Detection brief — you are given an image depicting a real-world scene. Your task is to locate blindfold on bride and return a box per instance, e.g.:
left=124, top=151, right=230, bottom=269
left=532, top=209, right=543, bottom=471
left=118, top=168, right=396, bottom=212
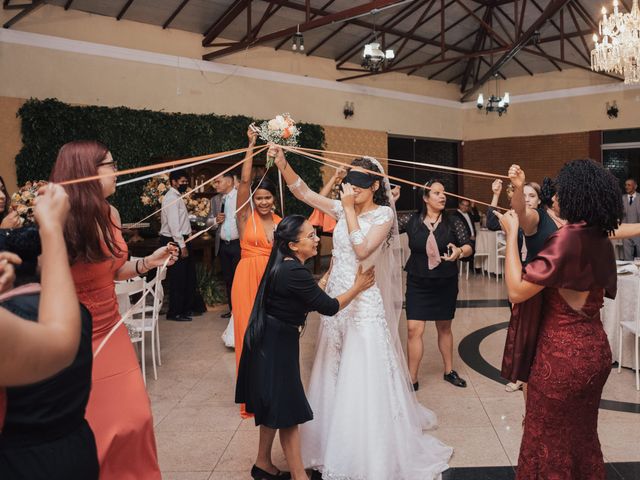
left=342, top=171, right=376, bottom=189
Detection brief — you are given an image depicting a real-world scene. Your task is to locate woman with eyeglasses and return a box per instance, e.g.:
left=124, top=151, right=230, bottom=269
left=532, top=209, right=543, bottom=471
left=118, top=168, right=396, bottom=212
left=236, top=215, right=375, bottom=480
left=405, top=179, right=473, bottom=390
left=50, top=140, right=178, bottom=480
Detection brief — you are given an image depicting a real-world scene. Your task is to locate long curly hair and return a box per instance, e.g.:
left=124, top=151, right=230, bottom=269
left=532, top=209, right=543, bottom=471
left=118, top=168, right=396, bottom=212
left=540, top=177, right=556, bottom=209
left=555, top=159, right=622, bottom=235
left=349, top=157, right=389, bottom=207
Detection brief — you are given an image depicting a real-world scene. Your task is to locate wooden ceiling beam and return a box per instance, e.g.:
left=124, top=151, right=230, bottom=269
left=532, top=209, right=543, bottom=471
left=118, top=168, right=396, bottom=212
left=116, top=0, right=135, bottom=21
left=163, top=0, right=190, bottom=29
left=202, top=0, right=251, bottom=46
left=2, top=0, right=43, bottom=29
left=274, top=0, right=336, bottom=50
left=203, top=0, right=411, bottom=61
left=461, top=0, right=572, bottom=101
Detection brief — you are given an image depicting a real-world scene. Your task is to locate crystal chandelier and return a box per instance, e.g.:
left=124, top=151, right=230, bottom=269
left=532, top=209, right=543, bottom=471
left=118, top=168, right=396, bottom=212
left=591, top=0, right=640, bottom=84
left=476, top=75, right=510, bottom=116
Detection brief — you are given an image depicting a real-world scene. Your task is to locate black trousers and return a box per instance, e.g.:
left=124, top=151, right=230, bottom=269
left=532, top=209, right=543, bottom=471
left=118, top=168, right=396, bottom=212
left=160, top=236, right=196, bottom=317
left=218, top=239, right=241, bottom=310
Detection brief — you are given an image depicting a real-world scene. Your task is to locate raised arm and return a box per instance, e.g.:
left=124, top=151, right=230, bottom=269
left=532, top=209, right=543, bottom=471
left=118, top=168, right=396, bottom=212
left=611, top=222, right=640, bottom=239
left=509, top=164, right=540, bottom=236
left=318, top=167, right=345, bottom=198
left=496, top=210, right=544, bottom=303
left=236, top=127, right=259, bottom=227
left=0, top=184, right=82, bottom=385
left=341, top=186, right=394, bottom=261
left=271, top=145, right=338, bottom=217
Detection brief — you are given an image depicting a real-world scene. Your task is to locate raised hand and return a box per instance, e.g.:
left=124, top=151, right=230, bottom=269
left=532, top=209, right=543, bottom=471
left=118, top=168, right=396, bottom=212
left=508, top=164, right=526, bottom=189
left=247, top=125, right=258, bottom=147
left=33, top=183, right=70, bottom=232
left=340, top=183, right=356, bottom=210
left=0, top=251, right=22, bottom=294
left=495, top=209, right=519, bottom=235
left=491, top=179, right=503, bottom=195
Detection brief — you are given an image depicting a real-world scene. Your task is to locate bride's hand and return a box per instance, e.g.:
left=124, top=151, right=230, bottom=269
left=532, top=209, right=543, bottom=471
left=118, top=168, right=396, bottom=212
left=268, top=144, right=287, bottom=169
left=353, top=265, right=375, bottom=293
left=340, top=183, right=356, bottom=210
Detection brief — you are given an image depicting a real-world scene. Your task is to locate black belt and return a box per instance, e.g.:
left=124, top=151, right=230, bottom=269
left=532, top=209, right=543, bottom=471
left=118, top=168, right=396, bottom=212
left=221, top=239, right=240, bottom=245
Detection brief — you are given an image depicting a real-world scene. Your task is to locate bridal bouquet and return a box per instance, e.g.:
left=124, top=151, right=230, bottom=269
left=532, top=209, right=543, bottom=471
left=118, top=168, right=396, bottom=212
left=257, top=114, right=300, bottom=166
left=141, top=174, right=170, bottom=207
left=11, top=180, right=48, bottom=224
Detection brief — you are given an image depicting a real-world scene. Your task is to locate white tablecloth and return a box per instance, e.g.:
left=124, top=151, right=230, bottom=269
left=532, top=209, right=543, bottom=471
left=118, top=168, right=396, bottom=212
left=474, top=229, right=502, bottom=275
left=602, top=273, right=637, bottom=368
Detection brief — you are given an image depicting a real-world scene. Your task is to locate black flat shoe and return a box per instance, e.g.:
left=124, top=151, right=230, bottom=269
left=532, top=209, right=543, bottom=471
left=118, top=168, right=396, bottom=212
left=166, top=314, right=192, bottom=322
left=444, top=370, right=467, bottom=388
left=412, top=382, right=419, bottom=392
left=221, top=311, right=232, bottom=319
left=251, top=465, right=291, bottom=480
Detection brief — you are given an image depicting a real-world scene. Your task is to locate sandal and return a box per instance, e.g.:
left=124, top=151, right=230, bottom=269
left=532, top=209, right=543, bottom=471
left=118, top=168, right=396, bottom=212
left=505, top=381, right=524, bottom=392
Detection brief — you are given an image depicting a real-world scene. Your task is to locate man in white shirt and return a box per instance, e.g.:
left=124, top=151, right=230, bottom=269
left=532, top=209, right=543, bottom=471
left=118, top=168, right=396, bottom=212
left=622, top=178, right=640, bottom=260
left=160, top=170, right=196, bottom=322
left=213, top=171, right=240, bottom=319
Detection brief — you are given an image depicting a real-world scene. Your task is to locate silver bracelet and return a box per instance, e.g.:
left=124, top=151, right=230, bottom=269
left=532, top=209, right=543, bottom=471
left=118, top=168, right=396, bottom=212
left=287, top=177, right=303, bottom=191
left=349, top=229, right=365, bottom=245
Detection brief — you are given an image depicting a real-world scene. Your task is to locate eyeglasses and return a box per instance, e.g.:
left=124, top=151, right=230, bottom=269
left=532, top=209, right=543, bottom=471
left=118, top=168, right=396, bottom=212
left=98, top=161, right=118, bottom=171
left=295, top=231, right=319, bottom=242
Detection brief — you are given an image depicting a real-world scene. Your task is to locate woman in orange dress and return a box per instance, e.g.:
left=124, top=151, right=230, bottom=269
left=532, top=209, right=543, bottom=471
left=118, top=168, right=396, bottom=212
left=50, top=140, right=178, bottom=480
left=232, top=129, right=281, bottom=417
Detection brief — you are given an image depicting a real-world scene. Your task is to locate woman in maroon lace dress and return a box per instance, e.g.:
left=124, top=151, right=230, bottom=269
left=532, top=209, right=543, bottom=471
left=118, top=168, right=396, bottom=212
left=498, top=159, right=621, bottom=480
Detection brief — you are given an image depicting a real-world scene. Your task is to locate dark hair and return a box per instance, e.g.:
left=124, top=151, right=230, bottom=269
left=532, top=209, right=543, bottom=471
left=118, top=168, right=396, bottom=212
left=555, top=159, right=622, bottom=234
left=221, top=169, right=237, bottom=180
left=169, top=169, right=188, bottom=182
left=540, top=177, right=556, bottom=209
left=252, top=176, right=278, bottom=199
left=349, top=158, right=389, bottom=207
left=49, top=140, right=123, bottom=264
left=0, top=224, right=41, bottom=285
left=244, top=215, right=307, bottom=350
left=0, top=176, right=10, bottom=219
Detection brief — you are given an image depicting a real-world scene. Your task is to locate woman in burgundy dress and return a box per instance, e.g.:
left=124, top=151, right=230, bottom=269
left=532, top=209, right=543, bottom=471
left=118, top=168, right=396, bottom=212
left=498, top=159, right=621, bottom=479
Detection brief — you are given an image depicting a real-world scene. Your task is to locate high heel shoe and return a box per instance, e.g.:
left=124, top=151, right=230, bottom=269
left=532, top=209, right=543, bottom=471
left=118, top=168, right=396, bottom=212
left=251, top=465, right=292, bottom=480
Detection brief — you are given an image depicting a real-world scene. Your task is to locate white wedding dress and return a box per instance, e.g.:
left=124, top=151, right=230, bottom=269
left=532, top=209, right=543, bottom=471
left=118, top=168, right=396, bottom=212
left=298, top=197, right=453, bottom=480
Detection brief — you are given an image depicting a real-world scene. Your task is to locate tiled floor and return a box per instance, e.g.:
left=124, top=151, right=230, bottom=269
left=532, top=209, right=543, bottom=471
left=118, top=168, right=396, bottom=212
left=146, top=273, right=640, bottom=479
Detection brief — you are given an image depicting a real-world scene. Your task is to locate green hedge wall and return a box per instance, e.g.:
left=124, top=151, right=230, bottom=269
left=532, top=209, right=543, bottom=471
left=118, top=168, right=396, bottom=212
left=16, top=98, right=325, bottom=223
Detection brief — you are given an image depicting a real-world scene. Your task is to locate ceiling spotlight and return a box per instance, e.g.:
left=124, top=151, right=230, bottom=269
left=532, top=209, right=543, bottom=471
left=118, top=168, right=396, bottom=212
left=292, top=25, right=304, bottom=52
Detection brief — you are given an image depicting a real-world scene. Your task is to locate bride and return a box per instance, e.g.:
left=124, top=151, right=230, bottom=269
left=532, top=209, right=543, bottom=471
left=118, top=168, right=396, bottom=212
left=271, top=146, right=452, bottom=480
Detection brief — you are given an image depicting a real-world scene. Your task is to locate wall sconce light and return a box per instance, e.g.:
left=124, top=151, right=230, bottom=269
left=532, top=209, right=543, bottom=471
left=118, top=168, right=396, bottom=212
left=343, top=101, right=354, bottom=119
left=606, top=100, right=619, bottom=119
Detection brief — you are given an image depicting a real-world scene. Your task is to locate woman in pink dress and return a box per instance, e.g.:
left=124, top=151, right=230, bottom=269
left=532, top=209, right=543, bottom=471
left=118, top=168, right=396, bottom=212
left=50, top=140, right=178, bottom=479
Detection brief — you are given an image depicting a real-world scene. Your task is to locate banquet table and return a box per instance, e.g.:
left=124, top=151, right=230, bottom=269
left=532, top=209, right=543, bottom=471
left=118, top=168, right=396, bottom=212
left=474, top=229, right=502, bottom=275
left=601, top=272, right=637, bottom=369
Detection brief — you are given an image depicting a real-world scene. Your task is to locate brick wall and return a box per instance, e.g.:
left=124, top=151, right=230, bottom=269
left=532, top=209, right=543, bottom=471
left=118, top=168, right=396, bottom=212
left=461, top=131, right=593, bottom=210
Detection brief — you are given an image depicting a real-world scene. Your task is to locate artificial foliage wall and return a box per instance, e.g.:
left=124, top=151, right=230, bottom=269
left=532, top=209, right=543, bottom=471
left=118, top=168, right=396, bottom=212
left=16, top=98, right=325, bottom=223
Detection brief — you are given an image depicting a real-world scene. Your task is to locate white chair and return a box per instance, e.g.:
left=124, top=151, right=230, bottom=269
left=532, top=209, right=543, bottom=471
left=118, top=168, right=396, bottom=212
left=473, top=250, right=489, bottom=277
left=459, top=260, right=470, bottom=279
left=618, top=294, right=640, bottom=390
left=114, top=265, right=167, bottom=384
left=495, top=231, right=506, bottom=282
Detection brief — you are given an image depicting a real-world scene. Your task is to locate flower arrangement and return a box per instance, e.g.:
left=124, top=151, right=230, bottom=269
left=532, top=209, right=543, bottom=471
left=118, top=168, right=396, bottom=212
left=141, top=174, right=170, bottom=207
left=257, top=114, right=300, bottom=166
left=11, top=180, right=48, bottom=224
left=185, top=193, right=210, bottom=218
left=141, top=175, right=210, bottom=218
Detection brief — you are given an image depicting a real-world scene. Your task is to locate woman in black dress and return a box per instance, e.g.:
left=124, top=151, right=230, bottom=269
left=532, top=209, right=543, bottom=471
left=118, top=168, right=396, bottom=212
left=0, top=185, right=98, bottom=480
left=236, top=215, right=374, bottom=480
left=405, top=179, right=473, bottom=390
